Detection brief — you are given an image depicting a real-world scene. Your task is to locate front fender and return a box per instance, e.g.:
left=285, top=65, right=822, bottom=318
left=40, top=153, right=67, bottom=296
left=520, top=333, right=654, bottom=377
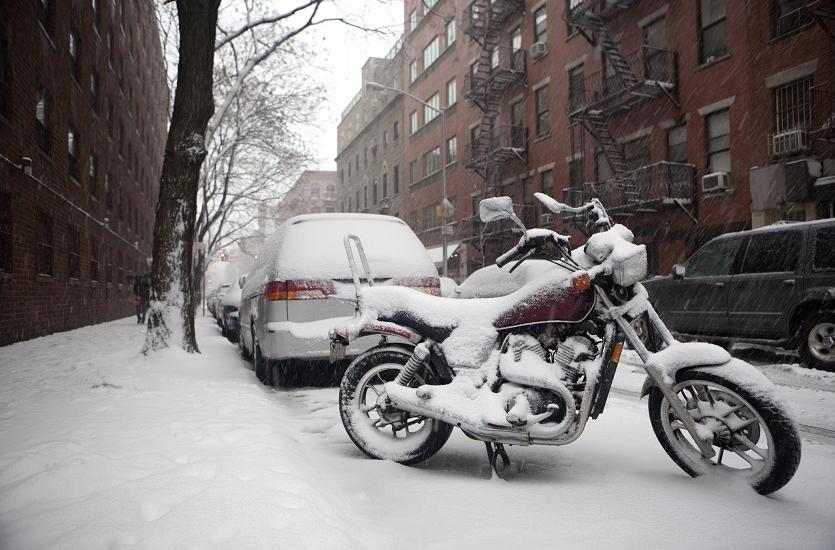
left=639, top=341, right=731, bottom=398
left=640, top=357, right=776, bottom=399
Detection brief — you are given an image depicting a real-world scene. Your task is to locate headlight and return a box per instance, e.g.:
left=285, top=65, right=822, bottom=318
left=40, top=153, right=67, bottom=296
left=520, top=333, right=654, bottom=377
left=610, top=245, right=647, bottom=286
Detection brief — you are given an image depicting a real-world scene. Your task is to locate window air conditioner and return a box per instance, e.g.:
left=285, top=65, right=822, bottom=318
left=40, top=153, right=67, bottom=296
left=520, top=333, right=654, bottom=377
left=530, top=41, right=548, bottom=60
left=701, top=172, right=730, bottom=193
left=772, top=129, right=808, bottom=156
left=539, top=213, right=553, bottom=225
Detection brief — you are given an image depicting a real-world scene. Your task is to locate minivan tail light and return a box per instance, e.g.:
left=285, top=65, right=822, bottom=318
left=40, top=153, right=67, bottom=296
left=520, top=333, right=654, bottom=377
left=264, top=280, right=336, bottom=301
left=394, top=277, right=442, bottom=296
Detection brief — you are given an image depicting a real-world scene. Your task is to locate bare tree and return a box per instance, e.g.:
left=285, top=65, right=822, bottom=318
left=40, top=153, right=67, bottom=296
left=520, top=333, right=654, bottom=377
left=145, top=0, right=387, bottom=353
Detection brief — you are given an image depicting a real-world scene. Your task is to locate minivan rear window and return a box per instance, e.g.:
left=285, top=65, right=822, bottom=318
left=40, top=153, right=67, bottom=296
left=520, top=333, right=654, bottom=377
left=740, top=230, right=801, bottom=274
left=813, top=227, right=835, bottom=271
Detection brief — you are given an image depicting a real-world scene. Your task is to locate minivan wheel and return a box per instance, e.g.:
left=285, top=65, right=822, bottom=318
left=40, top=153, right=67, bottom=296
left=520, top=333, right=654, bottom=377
left=800, top=313, right=835, bottom=371
left=254, top=340, right=272, bottom=385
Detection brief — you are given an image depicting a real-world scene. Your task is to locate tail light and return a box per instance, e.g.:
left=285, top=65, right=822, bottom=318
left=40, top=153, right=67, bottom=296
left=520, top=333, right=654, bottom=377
left=264, top=280, right=336, bottom=301
left=393, top=277, right=441, bottom=296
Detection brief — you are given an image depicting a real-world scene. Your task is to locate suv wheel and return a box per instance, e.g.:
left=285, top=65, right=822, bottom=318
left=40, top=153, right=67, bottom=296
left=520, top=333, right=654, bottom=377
left=799, top=313, right=835, bottom=371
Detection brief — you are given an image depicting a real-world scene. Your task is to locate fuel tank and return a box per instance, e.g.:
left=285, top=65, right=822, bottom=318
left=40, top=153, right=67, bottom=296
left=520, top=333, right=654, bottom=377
left=493, top=283, right=595, bottom=329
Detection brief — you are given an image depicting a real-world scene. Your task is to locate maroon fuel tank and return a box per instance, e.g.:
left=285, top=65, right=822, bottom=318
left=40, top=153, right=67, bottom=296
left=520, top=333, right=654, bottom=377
left=493, top=282, right=595, bottom=329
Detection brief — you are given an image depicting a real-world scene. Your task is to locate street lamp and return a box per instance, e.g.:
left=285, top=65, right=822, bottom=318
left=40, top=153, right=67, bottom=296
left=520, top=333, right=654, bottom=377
left=366, top=80, right=451, bottom=278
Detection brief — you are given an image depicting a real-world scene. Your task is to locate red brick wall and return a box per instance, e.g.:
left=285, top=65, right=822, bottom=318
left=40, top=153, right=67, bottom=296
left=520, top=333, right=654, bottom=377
left=0, top=1, right=168, bottom=345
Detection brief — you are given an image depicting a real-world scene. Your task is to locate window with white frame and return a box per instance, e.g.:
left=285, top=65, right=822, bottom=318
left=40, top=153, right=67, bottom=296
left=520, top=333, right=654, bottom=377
left=409, top=10, right=417, bottom=32
left=706, top=109, right=731, bottom=173
left=447, top=136, right=457, bottom=164
left=424, top=146, right=441, bottom=175
left=446, top=18, right=456, bottom=46
left=410, top=59, right=418, bottom=82
left=699, top=0, right=727, bottom=63
left=774, top=77, right=812, bottom=133
left=447, top=78, right=457, bottom=106
left=423, top=36, right=440, bottom=69
left=410, top=110, right=418, bottom=134
left=425, top=93, right=440, bottom=123
left=533, top=6, right=547, bottom=43
left=667, top=124, right=688, bottom=163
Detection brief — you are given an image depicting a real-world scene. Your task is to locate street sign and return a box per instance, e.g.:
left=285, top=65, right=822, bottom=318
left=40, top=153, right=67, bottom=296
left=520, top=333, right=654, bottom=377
left=441, top=225, right=454, bottom=236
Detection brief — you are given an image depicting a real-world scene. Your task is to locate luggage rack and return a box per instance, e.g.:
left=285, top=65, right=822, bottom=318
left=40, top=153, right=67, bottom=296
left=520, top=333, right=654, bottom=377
left=343, top=234, right=376, bottom=304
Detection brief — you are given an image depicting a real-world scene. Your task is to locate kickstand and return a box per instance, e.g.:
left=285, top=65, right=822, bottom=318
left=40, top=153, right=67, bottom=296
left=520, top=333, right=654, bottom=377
left=484, top=442, right=510, bottom=477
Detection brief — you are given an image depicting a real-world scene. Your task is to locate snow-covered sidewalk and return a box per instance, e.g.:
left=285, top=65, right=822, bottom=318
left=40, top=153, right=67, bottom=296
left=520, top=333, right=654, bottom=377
left=2, top=317, right=835, bottom=549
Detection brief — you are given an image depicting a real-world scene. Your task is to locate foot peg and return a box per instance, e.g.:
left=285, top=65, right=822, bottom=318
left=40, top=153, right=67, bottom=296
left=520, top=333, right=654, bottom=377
left=485, top=442, right=510, bottom=477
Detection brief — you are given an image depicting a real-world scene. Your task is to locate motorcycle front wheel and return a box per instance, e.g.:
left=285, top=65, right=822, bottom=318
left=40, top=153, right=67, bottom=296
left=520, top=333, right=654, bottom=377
left=648, top=371, right=801, bottom=495
left=339, top=346, right=453, bottom=466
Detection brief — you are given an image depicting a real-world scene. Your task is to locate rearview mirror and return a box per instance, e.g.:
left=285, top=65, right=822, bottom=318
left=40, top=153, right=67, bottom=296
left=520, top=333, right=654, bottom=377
left=479, top=196, right=515, bottom=223
left=672, top=264, right=685, bottom=280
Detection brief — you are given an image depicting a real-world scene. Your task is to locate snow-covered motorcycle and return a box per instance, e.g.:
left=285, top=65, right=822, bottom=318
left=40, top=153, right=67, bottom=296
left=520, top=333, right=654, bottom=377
left=330, top=193, right=801, bottom=494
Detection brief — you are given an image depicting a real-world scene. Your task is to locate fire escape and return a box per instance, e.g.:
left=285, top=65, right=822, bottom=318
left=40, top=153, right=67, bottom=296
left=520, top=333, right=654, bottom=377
left=464, top=0, right=527, bottom=196
left=565, top=0, right=693, bottom=215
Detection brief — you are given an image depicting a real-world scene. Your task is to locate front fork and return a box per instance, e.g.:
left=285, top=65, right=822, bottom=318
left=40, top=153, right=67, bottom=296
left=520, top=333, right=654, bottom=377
left=595, top=287, right=717, bottom=459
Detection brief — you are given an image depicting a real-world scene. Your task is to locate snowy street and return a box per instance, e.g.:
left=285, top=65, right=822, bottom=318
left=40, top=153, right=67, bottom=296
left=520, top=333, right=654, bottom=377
left=1, top=316, right=835, bottom=549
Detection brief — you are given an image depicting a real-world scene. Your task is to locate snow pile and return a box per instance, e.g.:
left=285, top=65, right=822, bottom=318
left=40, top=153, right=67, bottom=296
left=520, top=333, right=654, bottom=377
left=456, top=260, right=569, bottom=299
left=0, top=318, right=379, bottom=550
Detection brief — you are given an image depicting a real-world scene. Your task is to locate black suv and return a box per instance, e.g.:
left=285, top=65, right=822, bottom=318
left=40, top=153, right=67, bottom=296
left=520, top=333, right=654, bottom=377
left=642, top=219, right=835, bottom=370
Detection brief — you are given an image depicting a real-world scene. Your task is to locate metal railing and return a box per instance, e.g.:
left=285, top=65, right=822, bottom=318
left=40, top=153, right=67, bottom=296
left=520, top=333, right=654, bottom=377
left=568, top=46, right=677, bottom=114
left=466, top=0, right=525, bottom=35
left=464, top=47, right=526, bottom=102
left=571, top=161, right=696, bottom=210
left=565, top=0, right=637, bottom=26
left=466, top=124, right=528, bottom=167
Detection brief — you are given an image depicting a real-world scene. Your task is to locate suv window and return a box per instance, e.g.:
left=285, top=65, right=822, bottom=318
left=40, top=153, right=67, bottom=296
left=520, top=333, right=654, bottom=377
left=686, top=238, right=742, bottom=277
left=812, top=227, right=835, bottom=271
left=740, top=230, right=801, bottom=274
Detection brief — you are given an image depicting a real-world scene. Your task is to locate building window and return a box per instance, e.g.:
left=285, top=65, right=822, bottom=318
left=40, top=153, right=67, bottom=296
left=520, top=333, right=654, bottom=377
left=668, top=125, right=688, bottom=163
left=69, top=29, right=81, bottom=81
left=67, top=226, right=80, bottom=279
left=310, top=185, right=320, bottom=198
left=423, top=36, right=440, bottom=69
left=0, top=193, right=11, bottom=272
left=541, top=169, right=554, bottom=196
left=90, top=71, right=99, bottom=113
left=89, top=154, right=98, bottom=197
left=363, top=186, right=368, bottom=209
left=706, top=109, right=731, bottom=174
left=510, top=26, right=522, bottom=52
left=773, top=0, right=812, bottom=37
left=447, top=136, right=457, bottom=164
left=409, top=9, right=417, bottom=32
left=89, top=237, right=99, bottom=280
left=36, top=211, right=53, bottom=276
left=68, top=126, right=80, bottom=180
left=409, top=159, right=418, bottom=183
left=410, top=110, right=418, bottom=134
left=425, top=205, right=438, bottom=230
left=347, top=197, right=352, bottom=212
left=106, top=247, right=113, bottom=283
left=643, top=17, right=668, bottom=81
left=393, top=164, right=400, bottom=194
left=699, top=0, right=727, bottom=64
left=533, top=6, right=548, bottom=43
left=774, top=77, right=813, bottom=134
left=393, top=121, right=400, bottom=142
left=446, top=78, right=457, bottom=106
left=355, top=190, right=360, bottom=210
left=425, top=93, right=440, bottom=123
left=383, top=130, right=388, bottom=148
left=568, top=65, right=585, bottom=112
left=535, top=85, right=550, bottom=137
left=382, top=172, right=388, bottom=198
left=372, top=180, right=378, bottom=204
left=410, top=59, right=418, bottom=83
left=446, top=18, right=456, bottom=46
left=424, top=146, right=441, bottom=175
left=36, top=87, right=51, bottom=152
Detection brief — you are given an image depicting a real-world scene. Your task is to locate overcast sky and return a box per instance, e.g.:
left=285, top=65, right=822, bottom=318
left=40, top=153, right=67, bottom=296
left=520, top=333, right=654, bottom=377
left=302, top=0, right=404, bottom=170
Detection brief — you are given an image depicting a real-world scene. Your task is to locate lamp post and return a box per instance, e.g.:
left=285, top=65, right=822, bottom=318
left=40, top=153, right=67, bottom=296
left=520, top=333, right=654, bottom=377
left=366, top=81, right=451, bottom=277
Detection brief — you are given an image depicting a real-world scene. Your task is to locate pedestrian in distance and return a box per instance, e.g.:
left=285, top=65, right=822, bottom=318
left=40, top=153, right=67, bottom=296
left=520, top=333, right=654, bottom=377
left=132, top=273, right=151, bottom=324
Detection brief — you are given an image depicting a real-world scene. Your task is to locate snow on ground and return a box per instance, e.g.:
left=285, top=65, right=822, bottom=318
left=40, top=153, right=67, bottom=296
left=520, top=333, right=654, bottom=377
left=2, top=317, right=835, bottom=549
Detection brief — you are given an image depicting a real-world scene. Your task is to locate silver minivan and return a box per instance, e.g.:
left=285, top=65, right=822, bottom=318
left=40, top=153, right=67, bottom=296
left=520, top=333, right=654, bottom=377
left=239, top=213, right=440, bottom=385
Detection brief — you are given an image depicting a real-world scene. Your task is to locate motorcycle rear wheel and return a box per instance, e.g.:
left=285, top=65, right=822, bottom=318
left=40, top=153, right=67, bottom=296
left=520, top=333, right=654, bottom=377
left=648, top=371, right=801, bottom=495
left=339, top=346, right=453, bottom=466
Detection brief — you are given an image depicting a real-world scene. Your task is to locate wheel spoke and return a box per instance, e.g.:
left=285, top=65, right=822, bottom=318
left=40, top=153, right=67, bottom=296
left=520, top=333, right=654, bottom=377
left=360, top=403, right=377, bottom=413
left=717, top=447, right=725, bottom=465
left=721, top=403, right=746, bottom=418
left=733, top=433, right=768, bottom=460
left=729, top=446, right=758, bottom=466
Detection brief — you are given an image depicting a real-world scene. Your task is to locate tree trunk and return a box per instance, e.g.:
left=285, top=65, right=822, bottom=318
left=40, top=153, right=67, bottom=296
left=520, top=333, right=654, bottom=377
left=144, top=0, right=221, bottom=353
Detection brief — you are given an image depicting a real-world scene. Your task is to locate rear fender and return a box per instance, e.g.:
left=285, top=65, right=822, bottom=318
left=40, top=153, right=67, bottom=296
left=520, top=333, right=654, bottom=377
left=331, top=320, right=422, bottom=345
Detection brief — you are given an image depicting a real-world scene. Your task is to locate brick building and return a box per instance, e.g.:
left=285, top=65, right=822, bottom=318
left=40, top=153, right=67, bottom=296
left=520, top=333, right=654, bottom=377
left=274, top=170, right=339, bottom=225
left=393, top=0, right=834, bottom=280
left=0, top=0, right=169, bottom=345
left=337, top=46, right=406, bottom=221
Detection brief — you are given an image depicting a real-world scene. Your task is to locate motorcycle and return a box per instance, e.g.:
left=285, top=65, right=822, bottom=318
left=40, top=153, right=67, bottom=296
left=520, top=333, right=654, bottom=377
left=330, top=193, right=801, bottom=495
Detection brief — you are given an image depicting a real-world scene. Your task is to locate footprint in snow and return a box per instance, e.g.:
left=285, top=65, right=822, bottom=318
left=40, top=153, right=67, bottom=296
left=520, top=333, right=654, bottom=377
left=140, top=501, right=171, bottom=522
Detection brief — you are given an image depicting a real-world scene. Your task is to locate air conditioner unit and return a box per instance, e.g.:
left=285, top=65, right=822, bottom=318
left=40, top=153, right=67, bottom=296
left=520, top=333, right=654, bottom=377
left=701, top=172, right=730, bottom=193
left=772, top=129, right=808, bottom=156
left=539, top=213, right=553, bottom=225
left=530, top=41, right=548, bottom=60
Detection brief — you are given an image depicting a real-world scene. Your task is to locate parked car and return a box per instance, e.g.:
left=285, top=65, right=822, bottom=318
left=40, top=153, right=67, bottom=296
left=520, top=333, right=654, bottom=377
left=642, top=219, right=835, bottom=370
left=220, top=278, right=243, bottom=342
left=239, top=213, right=440, bottom=385
left=206, top=283, right=231, bottom=319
